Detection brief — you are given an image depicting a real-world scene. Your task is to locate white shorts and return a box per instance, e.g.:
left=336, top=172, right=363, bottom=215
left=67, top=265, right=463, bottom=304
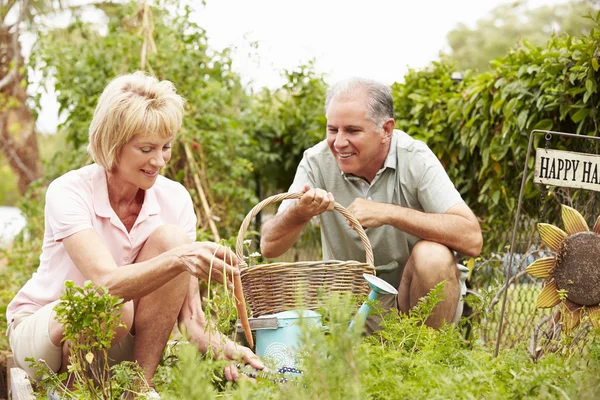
left=7, top=300, right=135, bottom=380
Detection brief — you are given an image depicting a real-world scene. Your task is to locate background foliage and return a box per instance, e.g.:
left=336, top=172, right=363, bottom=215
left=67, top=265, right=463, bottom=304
left=446, top=0, right=599, bottom=71
left=393, top=10, right=600, bottom=253
left=1, top=0, right=600, bottom=398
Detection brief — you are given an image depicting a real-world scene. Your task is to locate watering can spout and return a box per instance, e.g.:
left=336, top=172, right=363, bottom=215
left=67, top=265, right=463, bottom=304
left=349, top=274, right=398, bottom=331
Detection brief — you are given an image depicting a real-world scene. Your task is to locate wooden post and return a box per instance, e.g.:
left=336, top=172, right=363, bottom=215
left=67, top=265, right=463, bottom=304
left=5, top=353, right=15, bottom=398
left=183, top=142, right=220, bottom=241
left=9, top=368, right=34, bottom=400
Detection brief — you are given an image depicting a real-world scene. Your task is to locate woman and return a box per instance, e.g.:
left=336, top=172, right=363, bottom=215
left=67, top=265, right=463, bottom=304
left=5, top=72, right=262, bottom=396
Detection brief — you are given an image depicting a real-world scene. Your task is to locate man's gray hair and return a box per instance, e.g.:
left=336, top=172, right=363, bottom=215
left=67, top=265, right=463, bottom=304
left=325, top=77, right=394, bottom=126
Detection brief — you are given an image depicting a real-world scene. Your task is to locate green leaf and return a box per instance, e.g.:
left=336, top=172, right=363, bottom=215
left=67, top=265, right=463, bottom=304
left=585, top=78, right=596, bottom=94
left=571, top=108, right=590, bottom=123
left=592, top=57, right=599, bottom=72
left=533, top=119, right=553, bottom=131
left=490, top=135, right=509, bottom=161
left=491, top=190, right=500, bottom=205
left=517, top=110, right=528, bottom=130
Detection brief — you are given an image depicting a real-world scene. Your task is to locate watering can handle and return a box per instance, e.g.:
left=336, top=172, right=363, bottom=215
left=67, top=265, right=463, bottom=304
left=236, top=192, right=375, bottom=267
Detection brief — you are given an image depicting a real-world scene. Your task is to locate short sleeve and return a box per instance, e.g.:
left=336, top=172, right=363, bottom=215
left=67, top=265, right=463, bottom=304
left=178, top=189, right=197, bottom=241
left=45, top=180, right=93, bottom=242
left=415, top=148, right=463, bottom=214
left=278, top=154, right=317, bottom=214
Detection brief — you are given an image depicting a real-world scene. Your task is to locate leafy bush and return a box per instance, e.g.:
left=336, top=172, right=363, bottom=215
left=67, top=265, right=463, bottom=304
left=392, top=13, right=600, bottom=252
left=155, top=285, right=600, bottom=399
left=30, top=281, right=147, bottom=399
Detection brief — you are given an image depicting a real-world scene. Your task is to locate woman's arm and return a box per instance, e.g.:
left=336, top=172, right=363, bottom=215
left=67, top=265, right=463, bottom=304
left=177, top=279, right=264, bottom=380
left=62, top=229, right=238, bottom=301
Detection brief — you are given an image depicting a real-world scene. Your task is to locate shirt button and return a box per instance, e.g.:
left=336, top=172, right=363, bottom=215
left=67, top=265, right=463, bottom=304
left=367, top=196, right=372, bottom=200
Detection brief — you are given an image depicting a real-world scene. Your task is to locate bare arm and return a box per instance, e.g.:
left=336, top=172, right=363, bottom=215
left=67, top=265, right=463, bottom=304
left=178, top=279, right=264, bottom=380
left=260, top=186, right=334, bottom=259
left=348, top=199, right=483, bottom=257
left=62, top=229, right=239, bottom=301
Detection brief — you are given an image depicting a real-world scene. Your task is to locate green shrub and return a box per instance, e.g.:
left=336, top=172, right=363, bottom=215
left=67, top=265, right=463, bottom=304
left=392, top=14, right=600, bottom=252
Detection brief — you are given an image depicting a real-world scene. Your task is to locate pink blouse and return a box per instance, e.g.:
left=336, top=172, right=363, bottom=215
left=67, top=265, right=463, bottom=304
left=6, top=163, right=196, bottom=323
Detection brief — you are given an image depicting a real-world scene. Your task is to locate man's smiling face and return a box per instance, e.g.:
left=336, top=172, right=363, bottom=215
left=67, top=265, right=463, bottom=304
left=325, top=91, right=390, bottom=183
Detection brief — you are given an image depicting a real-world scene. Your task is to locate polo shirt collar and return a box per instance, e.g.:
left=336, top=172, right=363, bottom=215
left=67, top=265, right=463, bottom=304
left=384, top=131, right=398, bottom=170
left=142, top=185, right=161, bottom=216
left=340, top=130, right=398, bottom=179
left=92, top=164, right=161, bottom=219
left=92, top=165, right=113, bottom=218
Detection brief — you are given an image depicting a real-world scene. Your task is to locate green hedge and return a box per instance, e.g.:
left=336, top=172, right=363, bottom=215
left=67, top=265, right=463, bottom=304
left=392, top=15, right=600, bottom=251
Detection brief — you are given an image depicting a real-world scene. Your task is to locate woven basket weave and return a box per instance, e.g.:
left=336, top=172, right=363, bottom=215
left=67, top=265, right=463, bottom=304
left=236, top=192, right=376, bottom=317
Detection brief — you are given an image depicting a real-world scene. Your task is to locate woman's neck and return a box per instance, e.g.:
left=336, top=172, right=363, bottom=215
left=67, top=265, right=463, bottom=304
left=105, top=170, right=144, bottom=214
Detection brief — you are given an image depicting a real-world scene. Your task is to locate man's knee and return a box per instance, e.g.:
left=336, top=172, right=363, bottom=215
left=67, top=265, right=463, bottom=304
left=145, top=225, right=192, bottom=253
left=408, top=241, right=457, bottom=283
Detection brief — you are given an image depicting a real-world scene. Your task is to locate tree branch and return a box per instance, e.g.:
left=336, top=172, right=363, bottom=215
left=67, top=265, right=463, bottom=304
left=0, top=68, right=16, bottom=91
left=10, top=0, right=27, bottom=97
left=0, top=128, right=38, bottom=182
left=1, top=0, right=18, bottom=22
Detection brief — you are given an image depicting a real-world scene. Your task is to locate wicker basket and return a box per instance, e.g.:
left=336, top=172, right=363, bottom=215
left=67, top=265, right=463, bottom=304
left=236, top=192, right=376, bottom=317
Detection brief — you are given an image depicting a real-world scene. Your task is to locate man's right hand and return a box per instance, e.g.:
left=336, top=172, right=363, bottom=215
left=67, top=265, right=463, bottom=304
left=289, top=184, right=335, bottom=221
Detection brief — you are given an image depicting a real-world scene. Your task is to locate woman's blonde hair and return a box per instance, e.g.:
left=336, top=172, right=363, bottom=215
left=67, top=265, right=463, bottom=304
left=88, top=71, right=185, bottom=170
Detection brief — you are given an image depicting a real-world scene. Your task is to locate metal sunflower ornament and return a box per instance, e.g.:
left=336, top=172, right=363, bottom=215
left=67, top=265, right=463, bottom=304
left=525, top=204, right=600, bottom=333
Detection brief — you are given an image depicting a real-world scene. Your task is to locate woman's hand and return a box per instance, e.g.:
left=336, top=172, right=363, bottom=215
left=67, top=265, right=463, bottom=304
left=170, top=242, right=240, bottom=287
left=222, top=341, right=265, bottom=382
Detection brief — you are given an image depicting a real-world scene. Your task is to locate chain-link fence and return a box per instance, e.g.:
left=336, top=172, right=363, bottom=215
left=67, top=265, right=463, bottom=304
left=472, top=185, right=600, bottom=358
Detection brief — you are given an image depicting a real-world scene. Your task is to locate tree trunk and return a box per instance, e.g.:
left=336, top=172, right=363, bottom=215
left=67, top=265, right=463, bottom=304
left=0, top=24, right=43, bottom=195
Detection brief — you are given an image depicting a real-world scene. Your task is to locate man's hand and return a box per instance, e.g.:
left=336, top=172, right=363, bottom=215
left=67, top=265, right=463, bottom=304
left=347, top=198, right=388, bottom=228
left=222, top=341, right=265, bottom=382
left=289, top=184, right=335, bottom=221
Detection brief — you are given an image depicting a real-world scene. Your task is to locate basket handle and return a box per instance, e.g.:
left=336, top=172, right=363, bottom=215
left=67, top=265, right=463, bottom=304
left=236, top=192, right=374, bottom=267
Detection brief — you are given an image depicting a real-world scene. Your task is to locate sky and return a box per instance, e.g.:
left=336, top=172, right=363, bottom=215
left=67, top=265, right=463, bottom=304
left=191, top=0, right=559, bottom=89
left=35, top=0, right=561, bottom=133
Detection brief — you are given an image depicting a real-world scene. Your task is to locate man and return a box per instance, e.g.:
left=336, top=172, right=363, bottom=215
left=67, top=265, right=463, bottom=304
left=260, top=77, right=482, bottom=330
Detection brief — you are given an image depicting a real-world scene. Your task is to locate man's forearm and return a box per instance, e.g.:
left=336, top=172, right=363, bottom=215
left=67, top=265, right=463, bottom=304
left=260, top=207, right=312, bottom=258
left=381, top=203, right=482, bottom=257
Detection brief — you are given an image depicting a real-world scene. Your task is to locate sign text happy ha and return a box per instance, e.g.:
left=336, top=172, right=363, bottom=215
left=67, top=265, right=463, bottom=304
left=535, top=148, right=600, bottom=191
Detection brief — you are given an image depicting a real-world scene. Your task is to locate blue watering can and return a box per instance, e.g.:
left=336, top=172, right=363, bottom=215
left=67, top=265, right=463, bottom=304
left=246, top=273, right=398, bottom=369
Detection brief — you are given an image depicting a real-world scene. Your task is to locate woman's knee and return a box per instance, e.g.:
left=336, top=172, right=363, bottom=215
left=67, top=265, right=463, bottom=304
left=145, top=225, right=192, bottom=253
left=114, top=300, right=135, bottom=344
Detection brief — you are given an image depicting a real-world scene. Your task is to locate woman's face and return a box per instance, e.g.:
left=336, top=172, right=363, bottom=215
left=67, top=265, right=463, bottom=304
left=114, top=134, right=173, bottom=190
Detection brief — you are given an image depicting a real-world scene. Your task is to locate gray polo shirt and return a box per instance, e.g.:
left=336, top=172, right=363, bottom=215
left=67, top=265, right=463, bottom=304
left=279, top=130, right=463, bottom=288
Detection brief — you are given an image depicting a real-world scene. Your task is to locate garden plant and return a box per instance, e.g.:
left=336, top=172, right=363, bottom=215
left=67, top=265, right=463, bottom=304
left=1, top=1, right=600, bottom=398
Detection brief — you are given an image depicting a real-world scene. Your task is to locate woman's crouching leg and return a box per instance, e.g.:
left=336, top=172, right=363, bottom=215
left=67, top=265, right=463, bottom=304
left=131, top=225, right=192, bottom=383
left=9, top=301, right=63, bottom=380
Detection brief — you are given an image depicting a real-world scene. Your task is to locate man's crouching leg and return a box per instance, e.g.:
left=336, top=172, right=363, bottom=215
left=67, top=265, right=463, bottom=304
left=132, top=225, right=191, bottom=384
left=398, top=240, right=460, bottom=329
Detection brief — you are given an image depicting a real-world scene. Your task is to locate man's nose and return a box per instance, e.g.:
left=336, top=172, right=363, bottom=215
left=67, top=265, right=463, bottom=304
left=334, top=132, right=349, bottom=149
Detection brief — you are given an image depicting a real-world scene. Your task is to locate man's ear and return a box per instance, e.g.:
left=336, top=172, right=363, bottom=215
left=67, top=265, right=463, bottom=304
left=381, top=118, right=395, bottom=142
